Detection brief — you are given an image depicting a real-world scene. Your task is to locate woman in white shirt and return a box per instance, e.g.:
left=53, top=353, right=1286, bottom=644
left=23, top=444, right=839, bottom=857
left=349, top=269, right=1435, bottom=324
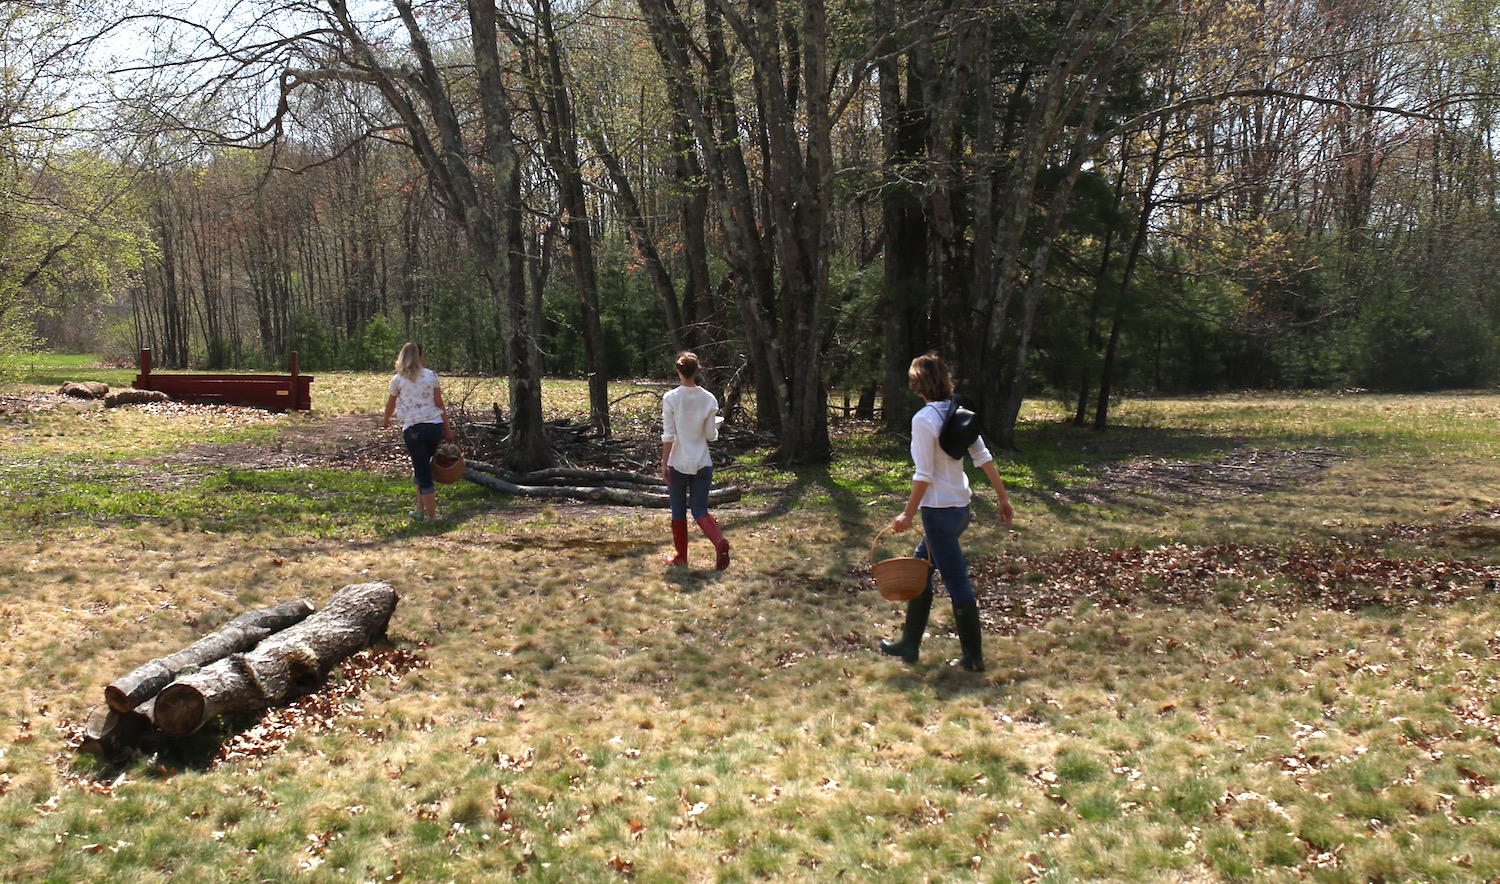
left=382, top=342, right=456, bottom=522
left=661, top=351, right=729, bottom=569
left=882, top=352, right=1014, bottom=671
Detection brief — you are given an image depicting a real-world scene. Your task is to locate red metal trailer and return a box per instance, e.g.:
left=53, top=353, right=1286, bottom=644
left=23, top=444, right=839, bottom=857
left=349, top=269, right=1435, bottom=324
left=133, top=349, right=314, bottom=411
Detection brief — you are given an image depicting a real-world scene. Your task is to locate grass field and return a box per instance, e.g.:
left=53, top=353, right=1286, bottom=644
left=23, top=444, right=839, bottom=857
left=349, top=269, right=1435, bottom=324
left=4, top=364, right=1500, bottom=882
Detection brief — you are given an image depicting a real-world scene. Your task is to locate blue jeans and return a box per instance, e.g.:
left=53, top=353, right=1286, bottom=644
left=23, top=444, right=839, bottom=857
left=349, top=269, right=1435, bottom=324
left=914, top=505, right=975, bottom=604
left=668, top=466, right=713, bottom=520
left=403, top=422, right=446, bottom=494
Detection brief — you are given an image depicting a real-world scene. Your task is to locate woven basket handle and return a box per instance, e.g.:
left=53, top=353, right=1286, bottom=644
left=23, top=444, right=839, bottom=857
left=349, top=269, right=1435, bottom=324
left=871, top=524, right=930, bottom=568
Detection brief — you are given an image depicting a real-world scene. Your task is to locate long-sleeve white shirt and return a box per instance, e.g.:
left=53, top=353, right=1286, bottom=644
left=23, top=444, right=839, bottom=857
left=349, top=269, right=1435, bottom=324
left=662, top=384, right=720, bottom=474
left=911, top=400, right=994, bottom=509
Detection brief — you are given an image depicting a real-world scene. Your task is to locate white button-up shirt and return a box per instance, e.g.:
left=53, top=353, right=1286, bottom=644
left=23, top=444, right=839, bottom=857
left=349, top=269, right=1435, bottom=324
left=662, top=384, right=720, bottom=474
left=911, top=400, right=993, bottom=508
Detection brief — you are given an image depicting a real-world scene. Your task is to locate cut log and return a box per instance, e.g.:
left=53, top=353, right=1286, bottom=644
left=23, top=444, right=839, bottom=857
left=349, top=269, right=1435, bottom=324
left=60, top=381, right=109, bottom=399
left=78, top=704, right=152, bottom=757
left=467, top=460, right=742, bottom=507
left=104, top=388, right=171, bottom=407
left=105, top=599, right=316, bottom=713
left=151, top=582, right=398, bottom=738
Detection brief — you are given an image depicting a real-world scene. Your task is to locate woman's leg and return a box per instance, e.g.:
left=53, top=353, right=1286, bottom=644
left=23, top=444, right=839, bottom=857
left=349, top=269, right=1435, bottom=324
left=917, top=506, right=974, bottom=604
left=687, top=467, right=713, bottom=520
left=404, top=423, right=444, bottom=519
left=667, top=468, right=689, bottom=565
left=690, top=467, right=728, bottom=570
left=919, top=506, right=984, bottom=671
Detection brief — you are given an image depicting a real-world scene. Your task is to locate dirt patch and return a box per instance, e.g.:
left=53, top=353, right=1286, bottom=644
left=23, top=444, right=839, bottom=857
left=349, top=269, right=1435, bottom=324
left=0, top=393, right=72, bottom=414
left=156, top=412, right=409, bottom=474
left=1044, top=447, right=1340, bottom=507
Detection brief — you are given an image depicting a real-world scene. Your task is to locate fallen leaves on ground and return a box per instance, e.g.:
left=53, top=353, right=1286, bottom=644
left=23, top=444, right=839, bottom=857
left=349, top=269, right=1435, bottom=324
left=856, top=511, right=1500, bottom=636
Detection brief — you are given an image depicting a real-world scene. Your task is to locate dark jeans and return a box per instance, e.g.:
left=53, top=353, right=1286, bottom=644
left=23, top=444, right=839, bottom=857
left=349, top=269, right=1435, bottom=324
left=668, top=466, right=713, bottom=520
left=403, top=422, right=446, bottom=494
left=914, top=505, right=975, bottom=604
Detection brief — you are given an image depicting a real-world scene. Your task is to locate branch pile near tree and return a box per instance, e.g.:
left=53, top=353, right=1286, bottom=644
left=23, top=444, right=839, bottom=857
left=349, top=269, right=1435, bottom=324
left=466, top=410, right=648, bottom=465
left=465, top=459, right=742, bottom=507
left=79, top=583, right=398, bottom=756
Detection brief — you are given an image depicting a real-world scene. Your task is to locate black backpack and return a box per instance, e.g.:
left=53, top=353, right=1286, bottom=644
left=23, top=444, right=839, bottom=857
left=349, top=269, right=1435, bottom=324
left=938, top=394, right=981, bottom=460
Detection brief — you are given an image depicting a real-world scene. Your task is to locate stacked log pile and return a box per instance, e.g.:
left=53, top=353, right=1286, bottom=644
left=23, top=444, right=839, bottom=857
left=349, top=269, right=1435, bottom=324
left=81, top=582, right=398, bottom=757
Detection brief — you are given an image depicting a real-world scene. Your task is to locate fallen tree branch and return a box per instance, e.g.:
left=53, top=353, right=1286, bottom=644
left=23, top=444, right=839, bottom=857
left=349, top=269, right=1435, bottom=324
left=466, top=459, right=741, bottom=507
left=492, top=466, right=667, bottom=488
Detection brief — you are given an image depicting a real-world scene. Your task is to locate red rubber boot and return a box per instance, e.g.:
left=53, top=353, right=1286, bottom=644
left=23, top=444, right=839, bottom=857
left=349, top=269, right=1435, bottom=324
left=696, top=514, right=730, bottom=570
left=666, top=519, right=689, bottom=566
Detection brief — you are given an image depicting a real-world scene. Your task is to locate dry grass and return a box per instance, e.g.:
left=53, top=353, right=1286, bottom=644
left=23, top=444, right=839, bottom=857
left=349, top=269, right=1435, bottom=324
left=4, top=376, right=1500, bottom=882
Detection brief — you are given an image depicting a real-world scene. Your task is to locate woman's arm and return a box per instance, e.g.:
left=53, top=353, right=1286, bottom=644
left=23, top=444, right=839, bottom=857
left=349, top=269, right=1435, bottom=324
left=661, top=393, right=677, bottom=482
left=434, top=386, right=455, bottom=441
left=382, top=394, right=398, bottom=429
left=979, top=460, right=1014, bottom=526
left=890, top=480, right=930, bottom=533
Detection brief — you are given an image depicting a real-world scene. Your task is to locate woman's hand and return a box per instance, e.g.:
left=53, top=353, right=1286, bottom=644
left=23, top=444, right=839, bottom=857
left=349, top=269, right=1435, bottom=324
left=889, top=511, right=914, bottom=533
left=997, top=498, right=1015, bottom=526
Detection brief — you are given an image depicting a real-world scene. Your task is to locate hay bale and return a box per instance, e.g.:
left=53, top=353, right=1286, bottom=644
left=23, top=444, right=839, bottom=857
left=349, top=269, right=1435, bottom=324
left=104, top=388, right=171, bottom=408
left=60, top=381, right=109, bottom=399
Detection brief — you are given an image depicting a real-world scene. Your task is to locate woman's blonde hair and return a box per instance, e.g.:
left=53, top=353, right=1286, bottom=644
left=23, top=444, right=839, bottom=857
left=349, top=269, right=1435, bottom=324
left=396, top=342, right=423, bottom=381
left=675, top=351, right=700, bottom=380
left=907, top=351, right=954, bottom=402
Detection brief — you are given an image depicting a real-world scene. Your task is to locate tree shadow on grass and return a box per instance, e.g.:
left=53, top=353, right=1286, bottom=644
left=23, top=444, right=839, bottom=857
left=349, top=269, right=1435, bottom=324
left=1011, top=421, right=1340, bottom=521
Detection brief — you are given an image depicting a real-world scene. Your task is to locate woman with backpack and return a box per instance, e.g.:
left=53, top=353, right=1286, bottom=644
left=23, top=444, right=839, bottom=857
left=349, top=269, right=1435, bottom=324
left=881, top=352, right=1014, bottom=671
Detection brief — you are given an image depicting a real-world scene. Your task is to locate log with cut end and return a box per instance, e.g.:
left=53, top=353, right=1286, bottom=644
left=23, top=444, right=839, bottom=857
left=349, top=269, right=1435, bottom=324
left=105, top=599, right=316, bottom=713
left=78, top=705, right=152, bottom=757
left=151, top=582, right=398, bottom=738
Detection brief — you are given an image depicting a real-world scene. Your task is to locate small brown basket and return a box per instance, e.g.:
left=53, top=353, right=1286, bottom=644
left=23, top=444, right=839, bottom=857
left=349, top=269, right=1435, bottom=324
left=870, top=525, right=933, bottom=601
left=431, top=441, right=466, bottom=484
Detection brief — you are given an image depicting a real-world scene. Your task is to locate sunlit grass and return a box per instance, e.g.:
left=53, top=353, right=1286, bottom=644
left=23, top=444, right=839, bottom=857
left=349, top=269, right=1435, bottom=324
left=7, top=383, right=1500, bottom=880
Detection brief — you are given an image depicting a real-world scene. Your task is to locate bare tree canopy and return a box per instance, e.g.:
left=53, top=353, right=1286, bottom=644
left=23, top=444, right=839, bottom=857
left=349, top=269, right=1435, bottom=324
left=5, top=0, right=1500, bottom=437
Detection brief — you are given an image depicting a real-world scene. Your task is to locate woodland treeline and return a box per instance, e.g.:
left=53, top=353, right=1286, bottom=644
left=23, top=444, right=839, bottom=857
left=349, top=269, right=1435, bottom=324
left=3, top=0, right=1499, bottom=467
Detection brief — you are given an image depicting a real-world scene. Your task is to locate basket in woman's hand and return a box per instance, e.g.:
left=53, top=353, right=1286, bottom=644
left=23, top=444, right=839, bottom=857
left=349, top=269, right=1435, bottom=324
left=870, top=525, right=933, bottom=601
left=431, top=441, right=466, bottom=484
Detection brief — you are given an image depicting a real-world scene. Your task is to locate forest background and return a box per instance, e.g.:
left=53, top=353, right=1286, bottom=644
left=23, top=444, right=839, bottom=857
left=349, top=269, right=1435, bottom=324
left=4, top=0, right=1500, bottom=467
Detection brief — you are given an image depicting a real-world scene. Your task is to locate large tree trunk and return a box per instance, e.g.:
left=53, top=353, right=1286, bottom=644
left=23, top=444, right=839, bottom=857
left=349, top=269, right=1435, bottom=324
left=105, top=598, right=315, bottom=713
left=525, top=0, right=611, bottom=437
left=877, top=0, right=930, bottom=432
left=466, top=0, right=555, bottom=471
left=152, top=582, right=398, bottom=738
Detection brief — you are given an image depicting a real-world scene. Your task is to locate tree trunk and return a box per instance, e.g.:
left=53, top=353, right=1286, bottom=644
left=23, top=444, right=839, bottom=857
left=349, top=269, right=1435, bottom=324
left=466, top=0, right=555, bottom=471
left=152, top=582, right=398, bottom=738
left=876, top=0, right=929, bottom=433
left=525, top=0, right=611, bottom=436
left=105, top=598, right=315, bottom=713
left=995, top=65, right=1118, bottom=447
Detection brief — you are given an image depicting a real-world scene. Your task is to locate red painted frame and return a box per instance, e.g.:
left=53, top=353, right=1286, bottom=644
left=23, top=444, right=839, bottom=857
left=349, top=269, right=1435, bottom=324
left=133, top=349, right=313, bottom=412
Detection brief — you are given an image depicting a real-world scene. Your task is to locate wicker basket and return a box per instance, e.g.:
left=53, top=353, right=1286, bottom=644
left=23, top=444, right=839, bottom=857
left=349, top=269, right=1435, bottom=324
left=870, top=525, right=933, bottom=601
left=431, top=441, right=466, bottom=484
